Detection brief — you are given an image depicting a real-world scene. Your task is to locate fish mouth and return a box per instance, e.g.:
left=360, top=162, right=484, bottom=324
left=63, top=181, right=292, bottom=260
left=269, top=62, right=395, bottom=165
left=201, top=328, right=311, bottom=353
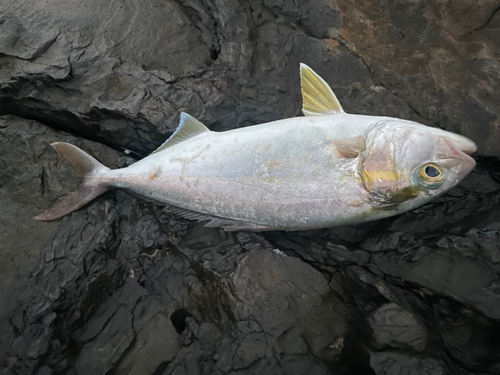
left=445, top=134, right=477, bottom=155
left=440, top=136, right=477, bottom=175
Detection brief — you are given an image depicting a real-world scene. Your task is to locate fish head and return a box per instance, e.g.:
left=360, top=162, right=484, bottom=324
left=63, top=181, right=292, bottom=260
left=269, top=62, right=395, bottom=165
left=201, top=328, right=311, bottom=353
left=359, top=120, right=476, bottom=210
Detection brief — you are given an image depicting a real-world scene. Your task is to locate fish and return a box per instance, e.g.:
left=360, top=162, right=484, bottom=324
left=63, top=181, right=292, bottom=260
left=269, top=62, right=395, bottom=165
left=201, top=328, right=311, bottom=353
left=35, top=64, right=477, bottom=231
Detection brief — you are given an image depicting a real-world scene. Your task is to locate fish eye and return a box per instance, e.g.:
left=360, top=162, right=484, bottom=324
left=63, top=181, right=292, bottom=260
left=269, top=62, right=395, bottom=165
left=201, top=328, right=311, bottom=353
left=416, top=163, right=444, bottom=188
left=424, top=165, right=441, bottom=178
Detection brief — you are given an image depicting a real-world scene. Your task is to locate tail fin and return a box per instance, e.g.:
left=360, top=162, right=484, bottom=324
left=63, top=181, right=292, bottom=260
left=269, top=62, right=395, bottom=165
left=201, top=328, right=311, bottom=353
left=35, top=142, right=112, bottom=221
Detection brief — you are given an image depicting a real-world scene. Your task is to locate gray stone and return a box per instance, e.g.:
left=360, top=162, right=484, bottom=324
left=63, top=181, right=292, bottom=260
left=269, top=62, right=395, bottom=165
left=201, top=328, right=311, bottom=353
left=367, top=303, right=427, bottom=352
left=369, top=352, right=447, bottom=375
left=1, top=0, right=500, bottom=374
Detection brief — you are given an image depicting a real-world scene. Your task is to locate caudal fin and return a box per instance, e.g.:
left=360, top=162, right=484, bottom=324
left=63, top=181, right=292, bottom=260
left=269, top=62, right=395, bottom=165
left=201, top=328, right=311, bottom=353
left=35, top=142, right=111, bottom=221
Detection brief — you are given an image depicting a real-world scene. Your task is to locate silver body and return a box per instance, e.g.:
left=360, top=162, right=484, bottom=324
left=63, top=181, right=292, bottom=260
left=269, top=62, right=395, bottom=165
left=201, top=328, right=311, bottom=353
left=35, top=64, right=476, bottom=229
left=101, top=114, right=475, bottom=230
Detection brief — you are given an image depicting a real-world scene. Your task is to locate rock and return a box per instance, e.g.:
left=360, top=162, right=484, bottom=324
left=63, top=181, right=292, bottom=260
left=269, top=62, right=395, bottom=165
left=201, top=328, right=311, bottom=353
left=370, top=238, right=500, bottom=321
left=1, top=0, right=500, bottom=374
left=230, top=247, right=348, bottom=362
left=433, top=298, right=500, bottom=372
left=335, top=0, right=500, bottom=157
left=367, top=303, right=427, bottom=352
left=369, top=352, right=448, bottom=375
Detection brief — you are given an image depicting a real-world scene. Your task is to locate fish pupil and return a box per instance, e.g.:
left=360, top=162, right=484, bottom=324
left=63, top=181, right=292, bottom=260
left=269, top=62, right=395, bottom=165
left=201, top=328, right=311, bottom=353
left=425, top=165, right=440, bottom=178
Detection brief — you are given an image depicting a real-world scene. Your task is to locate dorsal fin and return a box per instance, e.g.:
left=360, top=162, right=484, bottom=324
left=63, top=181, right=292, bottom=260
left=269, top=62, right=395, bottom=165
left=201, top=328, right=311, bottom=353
left=152, top=112, right=210, bottom=154
left=300, top=63, right=345, bottom=116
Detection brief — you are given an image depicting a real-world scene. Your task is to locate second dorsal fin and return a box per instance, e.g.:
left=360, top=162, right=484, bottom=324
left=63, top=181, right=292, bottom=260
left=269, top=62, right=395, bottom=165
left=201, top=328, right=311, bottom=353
left=152, top=112, right=210, bottom=154
left=300, top=63, right=345, bottom=116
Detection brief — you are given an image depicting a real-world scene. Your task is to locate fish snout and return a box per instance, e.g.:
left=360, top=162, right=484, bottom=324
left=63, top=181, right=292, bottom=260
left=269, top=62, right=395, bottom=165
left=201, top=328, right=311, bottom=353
left=447, top=134, right=477, bottom=155
left=439, top=136, right=477, bottom=177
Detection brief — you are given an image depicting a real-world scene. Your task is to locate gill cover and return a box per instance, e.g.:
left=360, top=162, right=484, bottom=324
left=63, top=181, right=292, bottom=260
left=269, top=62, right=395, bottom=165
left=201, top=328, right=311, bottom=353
left=360, top=129, right=398, bottom=194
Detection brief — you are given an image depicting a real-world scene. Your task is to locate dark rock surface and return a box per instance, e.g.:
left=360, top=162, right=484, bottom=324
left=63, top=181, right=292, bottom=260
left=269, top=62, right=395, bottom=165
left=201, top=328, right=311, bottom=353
left=1, top=0, right=500, bottom=374
left=367, top=303, right=428, bottom=352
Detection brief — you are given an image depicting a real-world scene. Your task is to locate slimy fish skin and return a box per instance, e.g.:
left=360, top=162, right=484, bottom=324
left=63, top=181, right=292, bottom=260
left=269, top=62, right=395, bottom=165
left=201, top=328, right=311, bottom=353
left=35, top=64, right=476, bottom=231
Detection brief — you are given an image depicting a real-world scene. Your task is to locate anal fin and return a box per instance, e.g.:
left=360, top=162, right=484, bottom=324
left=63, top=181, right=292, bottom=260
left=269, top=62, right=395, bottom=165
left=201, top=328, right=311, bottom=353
left=163, top=205, right=273, bottom=232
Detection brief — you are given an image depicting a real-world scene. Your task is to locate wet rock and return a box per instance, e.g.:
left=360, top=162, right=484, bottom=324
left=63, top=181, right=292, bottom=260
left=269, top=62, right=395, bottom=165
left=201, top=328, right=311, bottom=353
left=370, top=240, right=500, bottom=320
left=367, top=303, right=427, bottom=352
left=74, top=278, right=151, bottom=375
left=1, top=0, right=500, bottom=374
left=433, top=298, right=500, bottom=372
left=369, top=352, right=448, bottom=375
left=335, top=0, right=500, bottom=156
left=231, top=247, right=348, bottom=359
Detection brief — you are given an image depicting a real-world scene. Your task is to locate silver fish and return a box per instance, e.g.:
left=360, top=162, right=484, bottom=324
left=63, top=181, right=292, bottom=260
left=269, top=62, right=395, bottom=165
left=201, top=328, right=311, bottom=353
left=35, top=64, right=477, bottom=231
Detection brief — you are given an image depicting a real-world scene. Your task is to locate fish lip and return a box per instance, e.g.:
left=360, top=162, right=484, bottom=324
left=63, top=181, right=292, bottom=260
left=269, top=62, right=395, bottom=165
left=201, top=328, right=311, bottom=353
left=443, top=135, right=477, bottom=155
left=441, top=137, right=476, bottom=172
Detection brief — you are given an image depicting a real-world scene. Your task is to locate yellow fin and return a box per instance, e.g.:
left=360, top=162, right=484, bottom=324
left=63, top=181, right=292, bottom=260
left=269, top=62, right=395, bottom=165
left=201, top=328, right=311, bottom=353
left=300, top=63, right=345, bottom=116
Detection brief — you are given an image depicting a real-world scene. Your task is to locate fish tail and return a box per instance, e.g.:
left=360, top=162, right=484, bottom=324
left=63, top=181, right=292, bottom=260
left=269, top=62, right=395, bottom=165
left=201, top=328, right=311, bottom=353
left=35, top=142, right=112, bottom=221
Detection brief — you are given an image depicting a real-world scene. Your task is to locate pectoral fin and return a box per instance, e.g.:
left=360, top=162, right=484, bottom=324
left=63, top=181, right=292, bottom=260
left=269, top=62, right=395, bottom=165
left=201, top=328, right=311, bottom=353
left=300, top=63, right=345, bottom=116
left=331, top=135, right=366, bottom=158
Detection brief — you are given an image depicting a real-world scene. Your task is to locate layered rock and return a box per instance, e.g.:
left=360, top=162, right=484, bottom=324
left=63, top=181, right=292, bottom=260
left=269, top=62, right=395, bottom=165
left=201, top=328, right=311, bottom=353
left=1, top=1, right=500, bottom=374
